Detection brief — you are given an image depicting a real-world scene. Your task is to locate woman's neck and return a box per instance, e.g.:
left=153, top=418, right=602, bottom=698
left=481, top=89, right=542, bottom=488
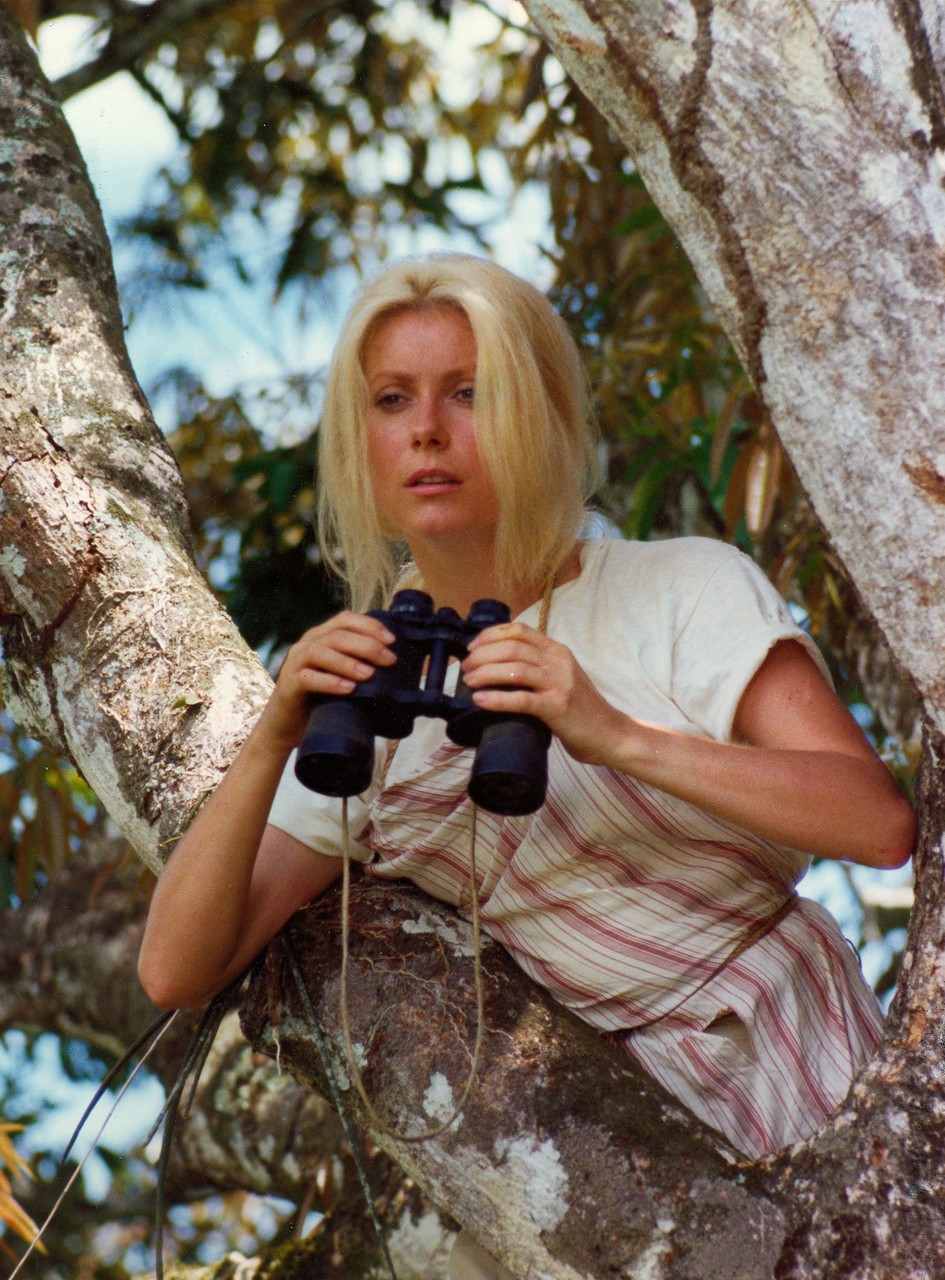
left=409, top=540, right=582, bottom=619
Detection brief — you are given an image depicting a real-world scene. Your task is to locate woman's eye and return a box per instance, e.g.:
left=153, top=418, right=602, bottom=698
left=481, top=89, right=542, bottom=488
left=375, top=391, right=404, bottom=409
left=456, top=384, right=475, bottom=404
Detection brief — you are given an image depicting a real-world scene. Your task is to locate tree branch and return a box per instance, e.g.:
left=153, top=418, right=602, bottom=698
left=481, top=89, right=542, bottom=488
left=242, top=879, right=783, bottom=1279
left=237, top=873, right=945, bottom=1280
left=0, top=846, right=346, bottom=1202
left=0, top=7, right=273, bottom=871
left=49, top=0, right=241, bottom=102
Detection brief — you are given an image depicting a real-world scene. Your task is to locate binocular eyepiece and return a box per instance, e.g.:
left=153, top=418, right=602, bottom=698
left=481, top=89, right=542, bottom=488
left=294, top=590, right=550, bottom=816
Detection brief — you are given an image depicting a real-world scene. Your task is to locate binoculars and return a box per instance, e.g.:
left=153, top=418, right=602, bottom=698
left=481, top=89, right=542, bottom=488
left=294, top=590, right=550, bottom=816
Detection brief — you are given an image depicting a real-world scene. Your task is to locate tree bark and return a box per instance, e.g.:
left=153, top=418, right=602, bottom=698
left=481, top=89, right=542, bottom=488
left=3, top=3, right=945, bottom=1278
left=241, top=880, right=778, bottom=1280
left=236, top=870, right=945, bottom=1280
left=0, top=5, right=272, bottom=873
left=524, top=0, right=945, bottom=735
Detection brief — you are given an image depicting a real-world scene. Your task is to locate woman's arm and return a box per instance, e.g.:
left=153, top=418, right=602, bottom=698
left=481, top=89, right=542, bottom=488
left=137, top=730, right=342, bottom=1009
left=461, top=629, right=915, bottom=869
left=138, top=610, right=397, bottom=1009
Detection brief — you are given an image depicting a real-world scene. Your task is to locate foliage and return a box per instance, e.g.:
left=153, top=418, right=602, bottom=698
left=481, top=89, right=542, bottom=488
left=33, top=0, right=875, bottom=682
left=0, top=1029, right=319, bottom=1278
left=0, top=710, right=96, bottom=909
left=109, top=0, right=510, bottom=317
left=158, top=369, right=343, bottom=654
left=110, top=0, right=813, bottom=650
left=0, top=1123, right=40, bottom=1259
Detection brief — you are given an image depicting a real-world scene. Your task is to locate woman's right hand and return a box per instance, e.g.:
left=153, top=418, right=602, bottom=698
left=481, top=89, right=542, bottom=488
left=257, top=611, right=398, bottom=751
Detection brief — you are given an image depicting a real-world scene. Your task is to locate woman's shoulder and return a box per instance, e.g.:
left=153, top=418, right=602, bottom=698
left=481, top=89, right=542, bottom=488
left=556, top=537, right=757, bottom=659
left=581, top=534, right=750, bottom=596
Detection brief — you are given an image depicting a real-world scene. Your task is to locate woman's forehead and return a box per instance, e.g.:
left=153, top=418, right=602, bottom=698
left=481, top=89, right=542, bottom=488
left=364, top=301, right=471, bottom=345
left=363, top=306, right=477, bottom=373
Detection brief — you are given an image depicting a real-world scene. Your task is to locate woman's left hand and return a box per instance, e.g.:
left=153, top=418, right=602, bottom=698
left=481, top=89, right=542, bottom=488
left=461, top=622, right=632, bottom=767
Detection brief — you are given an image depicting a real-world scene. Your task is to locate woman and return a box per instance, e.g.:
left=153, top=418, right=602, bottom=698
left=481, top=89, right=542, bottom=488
left=139, top=253, right=914, bottom=1276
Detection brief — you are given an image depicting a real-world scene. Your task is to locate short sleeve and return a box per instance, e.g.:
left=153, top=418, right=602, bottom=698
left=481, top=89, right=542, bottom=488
left=267, top=749, right=376, bottom=863
left=669, top=547, right=832, bottom=741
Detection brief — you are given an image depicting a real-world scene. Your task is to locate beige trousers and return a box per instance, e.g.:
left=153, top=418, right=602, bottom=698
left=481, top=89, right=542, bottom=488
left=449, top=1230, right=516, bottom=1280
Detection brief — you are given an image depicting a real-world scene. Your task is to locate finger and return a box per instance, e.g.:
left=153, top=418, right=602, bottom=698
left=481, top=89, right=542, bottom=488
left=328, top=610, right=396, bottom=640
left=462, top=658, right=547, bottom=690
left=463, top=639, right=545, bottom=676
left=467, top=620, right=538, bottom=649
left=309, top=650, right=378, bottom=682
left=469, top=685, right=546, bottom=716
left=300, top=626, right=397, bottom=671
left=329, top=630, right=398, bottom=666
left=302, top=612, right=396, bottom=652
left=290, top=666, right=360, bottom=697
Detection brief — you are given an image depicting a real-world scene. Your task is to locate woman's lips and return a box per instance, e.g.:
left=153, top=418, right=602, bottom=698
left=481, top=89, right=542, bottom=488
left=407, top=469, right=460, bottom=490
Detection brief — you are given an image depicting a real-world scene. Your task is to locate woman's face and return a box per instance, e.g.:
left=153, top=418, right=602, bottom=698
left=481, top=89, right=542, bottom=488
left=363, top=306, right=500, bottom=557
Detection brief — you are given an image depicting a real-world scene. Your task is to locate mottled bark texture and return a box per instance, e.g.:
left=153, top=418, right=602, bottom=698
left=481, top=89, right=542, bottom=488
left=513, top=3, right=945, bottom=1272
left=3, top=3, right=945, bottom=1278
left=241, top=881, right=780, bottom=1280
left=0, top=6, right=272, bottom=871
left=237, top=866, right=945, bottom=1280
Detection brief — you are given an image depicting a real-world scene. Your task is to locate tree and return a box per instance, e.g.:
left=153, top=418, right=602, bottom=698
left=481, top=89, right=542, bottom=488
left=2, top=2, right=943, bottom=1278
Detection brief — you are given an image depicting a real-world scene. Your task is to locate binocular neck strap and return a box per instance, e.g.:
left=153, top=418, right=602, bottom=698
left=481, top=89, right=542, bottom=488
left=333, top=566, right=558, bottom=1150
left=538, top=569, right=556, bottom=636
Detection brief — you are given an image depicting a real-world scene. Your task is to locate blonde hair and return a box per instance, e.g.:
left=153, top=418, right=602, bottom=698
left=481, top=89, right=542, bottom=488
left=317, top=253, right=598, bottom=610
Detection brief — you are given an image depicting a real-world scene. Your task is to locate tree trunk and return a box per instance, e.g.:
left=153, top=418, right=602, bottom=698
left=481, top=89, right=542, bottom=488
left=525, top=0, right=945, bottom=732
left=3, top=3, right=945, bottom=1278
left=241, top=880, right=779, bottom=1280
left=0, top=6, right=272, bottom=873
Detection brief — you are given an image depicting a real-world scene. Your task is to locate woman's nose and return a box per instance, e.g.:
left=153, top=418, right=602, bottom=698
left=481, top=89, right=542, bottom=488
left=411, top=396, right=445, bottom=445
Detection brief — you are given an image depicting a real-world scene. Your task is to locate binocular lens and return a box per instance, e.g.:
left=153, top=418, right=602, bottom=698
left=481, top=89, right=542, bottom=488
left=467, top=719, right=550, bottom=816
left=294, top=701, right=375, bottom=797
